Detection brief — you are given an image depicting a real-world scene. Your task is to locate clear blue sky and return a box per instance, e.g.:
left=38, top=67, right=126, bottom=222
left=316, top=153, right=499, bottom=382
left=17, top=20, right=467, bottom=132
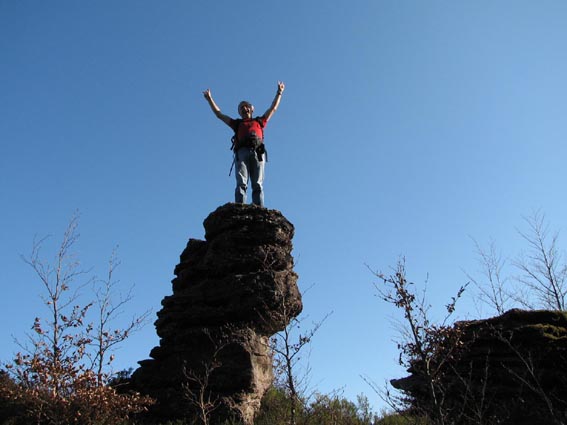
left=2, top=0, right=567, bottom=413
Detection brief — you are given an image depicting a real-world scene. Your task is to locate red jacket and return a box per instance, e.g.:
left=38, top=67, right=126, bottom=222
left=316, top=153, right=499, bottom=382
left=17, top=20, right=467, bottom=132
left=230, top=117, right=267, bottom=147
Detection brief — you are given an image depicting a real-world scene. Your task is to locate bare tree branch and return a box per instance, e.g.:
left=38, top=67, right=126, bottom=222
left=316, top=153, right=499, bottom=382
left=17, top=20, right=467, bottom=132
left=514, top=211, right=567, bottom=310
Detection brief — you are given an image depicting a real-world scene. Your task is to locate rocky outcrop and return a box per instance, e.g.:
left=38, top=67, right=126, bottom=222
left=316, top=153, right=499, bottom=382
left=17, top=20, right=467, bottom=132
left=392, top=309, right=567, bottom=425
left=131, top=203, right=302, bottom=424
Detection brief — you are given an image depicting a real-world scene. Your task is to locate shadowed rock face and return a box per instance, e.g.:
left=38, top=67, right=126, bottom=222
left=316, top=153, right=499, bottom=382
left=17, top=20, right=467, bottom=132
left=132, top=203, right=302, bottom=424
left=392, top=309, right=567, bottom=425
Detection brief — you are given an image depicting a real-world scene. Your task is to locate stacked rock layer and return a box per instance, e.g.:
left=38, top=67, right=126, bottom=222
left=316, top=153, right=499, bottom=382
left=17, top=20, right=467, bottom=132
left=132, top=203, right=302, bottom=424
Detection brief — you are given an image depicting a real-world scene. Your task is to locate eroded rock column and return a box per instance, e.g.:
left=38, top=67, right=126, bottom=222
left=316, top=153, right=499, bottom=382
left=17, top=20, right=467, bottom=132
left=132, top=203, right=302, bottom=424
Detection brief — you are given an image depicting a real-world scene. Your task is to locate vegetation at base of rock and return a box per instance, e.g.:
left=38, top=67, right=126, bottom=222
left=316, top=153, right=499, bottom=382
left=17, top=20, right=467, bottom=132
left=251, top=386, right=384, bottom=425
left=375, top=414, right=430, bottom=425
left=0, top=383, right=412, bottom=425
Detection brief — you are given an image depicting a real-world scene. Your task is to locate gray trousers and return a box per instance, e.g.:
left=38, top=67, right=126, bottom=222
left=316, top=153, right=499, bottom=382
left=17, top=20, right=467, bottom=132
left=234, top=147, right=265, bottom=207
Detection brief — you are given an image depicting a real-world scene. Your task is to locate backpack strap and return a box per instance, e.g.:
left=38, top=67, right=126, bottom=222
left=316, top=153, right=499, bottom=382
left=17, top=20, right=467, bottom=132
left=230, top=119, right=242, bottom=152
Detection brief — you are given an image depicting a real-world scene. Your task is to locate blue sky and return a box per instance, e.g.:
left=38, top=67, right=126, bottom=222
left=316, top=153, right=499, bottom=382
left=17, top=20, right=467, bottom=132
left=2, top=0, right=567, bottom=413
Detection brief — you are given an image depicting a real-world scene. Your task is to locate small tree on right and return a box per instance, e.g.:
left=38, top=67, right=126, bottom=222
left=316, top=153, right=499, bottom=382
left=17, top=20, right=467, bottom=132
left=514, top=210, right=567, bottom=310
left=368, top=259, right=467, bottom=425
left=469, top=210, right=567, bottom=314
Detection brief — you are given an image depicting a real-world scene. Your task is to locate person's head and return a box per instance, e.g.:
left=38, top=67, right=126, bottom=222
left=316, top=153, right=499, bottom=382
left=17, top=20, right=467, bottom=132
left=238, top=101, right=254, bottom=118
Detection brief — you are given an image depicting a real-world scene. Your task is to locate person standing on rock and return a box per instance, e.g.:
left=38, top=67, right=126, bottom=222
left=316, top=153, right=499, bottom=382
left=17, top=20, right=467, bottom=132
left=203, top=82, right=285, bottom=207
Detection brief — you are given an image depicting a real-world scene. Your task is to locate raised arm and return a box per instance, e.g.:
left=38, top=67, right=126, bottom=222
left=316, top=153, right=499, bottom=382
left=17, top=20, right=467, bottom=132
left=262, top=81, right=285, bottom=121
left=203, top=88, right=232, bottom=126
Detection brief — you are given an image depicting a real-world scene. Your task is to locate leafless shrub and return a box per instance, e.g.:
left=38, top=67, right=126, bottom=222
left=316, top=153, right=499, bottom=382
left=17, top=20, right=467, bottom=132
left=1, top=213, right=153, bottom=424
left=368, top=258, right=467, bottom=425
